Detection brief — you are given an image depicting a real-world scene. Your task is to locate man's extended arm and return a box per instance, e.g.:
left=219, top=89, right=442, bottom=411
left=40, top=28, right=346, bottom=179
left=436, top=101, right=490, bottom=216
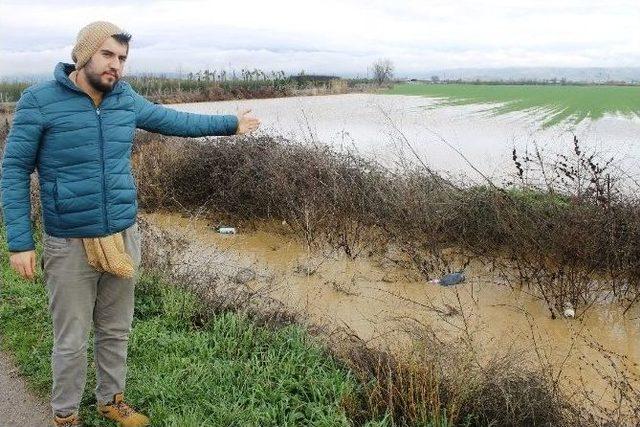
left=130, top=85, right=239, bottom=137
left=0, top=89, right=44, bottom=252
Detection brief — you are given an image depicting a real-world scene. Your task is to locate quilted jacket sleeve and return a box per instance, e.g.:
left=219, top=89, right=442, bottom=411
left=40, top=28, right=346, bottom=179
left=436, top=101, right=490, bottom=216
left=0, top=90, right=44, bottom=252
left=130, top=86, right=238, bottom=137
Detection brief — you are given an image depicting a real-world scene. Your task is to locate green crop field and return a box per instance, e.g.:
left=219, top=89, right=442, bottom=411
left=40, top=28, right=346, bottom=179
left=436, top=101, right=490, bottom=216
left=386, top=83, right=640, bottom=128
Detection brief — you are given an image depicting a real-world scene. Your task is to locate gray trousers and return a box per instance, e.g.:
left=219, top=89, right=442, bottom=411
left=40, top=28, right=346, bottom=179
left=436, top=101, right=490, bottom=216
left=42, top=221, right=141, bottom=417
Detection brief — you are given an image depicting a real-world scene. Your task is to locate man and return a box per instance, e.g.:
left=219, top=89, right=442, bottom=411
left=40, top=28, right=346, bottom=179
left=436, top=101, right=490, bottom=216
left=0, top=21, right=260, bottom=427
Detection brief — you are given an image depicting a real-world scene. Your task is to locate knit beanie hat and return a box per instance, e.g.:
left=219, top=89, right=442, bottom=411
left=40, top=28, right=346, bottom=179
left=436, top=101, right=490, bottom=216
left=71, top=20, right=125, bottom=70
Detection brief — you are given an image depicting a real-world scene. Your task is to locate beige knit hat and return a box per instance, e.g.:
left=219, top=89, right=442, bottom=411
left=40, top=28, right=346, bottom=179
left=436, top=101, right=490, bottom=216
left=71, top=20, right=125, bottom=70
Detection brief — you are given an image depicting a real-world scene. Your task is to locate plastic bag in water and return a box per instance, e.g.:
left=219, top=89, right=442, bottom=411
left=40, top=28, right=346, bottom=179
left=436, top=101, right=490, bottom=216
left=429, top=272, right=465, bottom=286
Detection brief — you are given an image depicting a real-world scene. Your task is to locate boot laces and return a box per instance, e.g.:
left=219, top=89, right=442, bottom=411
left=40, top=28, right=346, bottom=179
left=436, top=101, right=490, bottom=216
left=114, top=400, right=135, bottom=417
left=55, top=414, right=79, bottom=426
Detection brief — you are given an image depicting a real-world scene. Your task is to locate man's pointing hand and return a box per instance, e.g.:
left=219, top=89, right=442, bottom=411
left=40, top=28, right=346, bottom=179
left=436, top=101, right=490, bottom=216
left=235, top=108, right=261, bottom=135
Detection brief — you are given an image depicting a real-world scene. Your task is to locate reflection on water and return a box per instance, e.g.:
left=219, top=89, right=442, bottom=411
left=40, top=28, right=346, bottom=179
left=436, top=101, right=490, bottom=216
left=144, top=210, right=640, bottom=412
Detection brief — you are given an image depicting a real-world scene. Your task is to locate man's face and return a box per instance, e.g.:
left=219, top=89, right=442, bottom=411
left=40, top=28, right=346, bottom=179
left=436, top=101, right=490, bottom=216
left=83, top=36, right=128, bottom=93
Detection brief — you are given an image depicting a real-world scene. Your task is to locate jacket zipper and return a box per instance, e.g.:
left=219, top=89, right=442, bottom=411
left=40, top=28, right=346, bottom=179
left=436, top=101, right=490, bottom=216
left=95, top=106, right=109, bottom=234
left=67, top=70, right=113, bottom=234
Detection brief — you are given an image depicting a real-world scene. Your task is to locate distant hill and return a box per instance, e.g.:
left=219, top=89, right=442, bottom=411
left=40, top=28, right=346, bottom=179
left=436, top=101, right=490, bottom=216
left=419, top=67, right=640, bottom=84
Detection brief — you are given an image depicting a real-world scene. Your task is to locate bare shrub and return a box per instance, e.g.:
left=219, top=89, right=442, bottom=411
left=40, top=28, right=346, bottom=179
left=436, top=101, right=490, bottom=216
left=0, top=111, right=11, bottom=151
left=317, top=317, right=583, bottom=426
left=504, top=137, right=640, bottom=316
left=133, top=133, right=396, bottom=255
left=132, top=131, right=640, bottom=317
left=370, top=58, right=395, bottom=86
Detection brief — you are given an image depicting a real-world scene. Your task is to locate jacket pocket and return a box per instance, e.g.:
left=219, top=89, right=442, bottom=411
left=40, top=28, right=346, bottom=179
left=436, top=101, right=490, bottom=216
left=53, top=176, right=77, bottom=214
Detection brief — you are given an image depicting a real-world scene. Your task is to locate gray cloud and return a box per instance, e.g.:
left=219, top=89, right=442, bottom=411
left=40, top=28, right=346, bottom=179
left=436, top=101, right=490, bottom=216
left=1, top=0, right=639, bottom=79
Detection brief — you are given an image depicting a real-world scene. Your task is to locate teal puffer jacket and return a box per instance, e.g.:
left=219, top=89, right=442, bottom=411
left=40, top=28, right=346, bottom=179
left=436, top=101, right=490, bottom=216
left=1, top=62, right=238, bottom=252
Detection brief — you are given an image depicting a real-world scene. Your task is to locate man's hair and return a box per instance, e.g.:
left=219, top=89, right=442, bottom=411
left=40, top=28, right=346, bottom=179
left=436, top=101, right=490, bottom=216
left=112, top=32, right=132, bottom=54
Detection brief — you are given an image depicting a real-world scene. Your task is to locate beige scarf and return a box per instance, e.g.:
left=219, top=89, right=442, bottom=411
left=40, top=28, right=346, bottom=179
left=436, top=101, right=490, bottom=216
left=82, top=233, right=135, bottom=278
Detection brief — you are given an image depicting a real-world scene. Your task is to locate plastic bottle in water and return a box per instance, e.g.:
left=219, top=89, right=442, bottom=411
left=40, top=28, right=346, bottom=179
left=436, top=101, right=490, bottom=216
left=563, top=302, right=575, bottom=318
left=428, top=272, right=465, bottom=286
left=216, top=227, right=236, bottom=234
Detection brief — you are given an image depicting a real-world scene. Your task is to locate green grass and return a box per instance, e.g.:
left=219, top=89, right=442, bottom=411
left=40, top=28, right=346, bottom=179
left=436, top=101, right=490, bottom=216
left=385, top=83, right=640, bottom=128
left=0, top=224, right=386, bottom=426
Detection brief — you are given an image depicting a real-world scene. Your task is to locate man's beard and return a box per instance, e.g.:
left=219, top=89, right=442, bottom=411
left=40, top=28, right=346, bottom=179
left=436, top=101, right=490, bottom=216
left=85, top=62, right=118, bottom=93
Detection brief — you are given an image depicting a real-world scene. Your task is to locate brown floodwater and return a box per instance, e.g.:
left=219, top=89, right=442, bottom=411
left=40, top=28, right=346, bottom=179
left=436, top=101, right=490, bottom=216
left=143, top=210, right=640, bottom=415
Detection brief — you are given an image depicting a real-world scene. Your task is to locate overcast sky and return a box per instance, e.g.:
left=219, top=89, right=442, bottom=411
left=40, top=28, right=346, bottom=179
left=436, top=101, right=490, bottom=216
left=1, top=0, right=639, bottom=79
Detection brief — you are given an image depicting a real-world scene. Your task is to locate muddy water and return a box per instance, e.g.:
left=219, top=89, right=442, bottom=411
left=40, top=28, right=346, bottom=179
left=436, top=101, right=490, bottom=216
left=167, top=94, right=640, bottom=187
left=143, top=210, right=640, bottom=412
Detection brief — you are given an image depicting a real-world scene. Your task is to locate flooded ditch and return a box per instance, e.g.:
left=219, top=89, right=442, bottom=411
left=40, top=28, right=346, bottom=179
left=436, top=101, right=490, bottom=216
left=141, top=209, right=640, bottom=415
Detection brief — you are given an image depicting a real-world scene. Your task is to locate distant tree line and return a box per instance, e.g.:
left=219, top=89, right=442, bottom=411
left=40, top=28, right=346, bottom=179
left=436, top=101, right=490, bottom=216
left=0, top=68, right=382, bottom=104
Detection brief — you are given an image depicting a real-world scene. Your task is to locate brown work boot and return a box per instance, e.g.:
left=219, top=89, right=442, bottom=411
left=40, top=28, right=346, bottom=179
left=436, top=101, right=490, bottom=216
left=97, top=392, right=150, bottom=427
left=52, top=411, right=82, bottom=426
